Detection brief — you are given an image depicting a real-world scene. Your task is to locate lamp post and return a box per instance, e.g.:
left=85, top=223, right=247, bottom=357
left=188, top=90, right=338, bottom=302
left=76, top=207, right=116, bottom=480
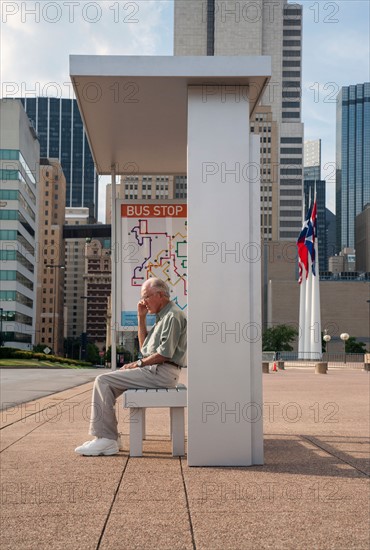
left=340, top=332, right=349, bottom=364
left=46, top=264, right=65, bottom=355
left=323, top=330, right=331, bottom=359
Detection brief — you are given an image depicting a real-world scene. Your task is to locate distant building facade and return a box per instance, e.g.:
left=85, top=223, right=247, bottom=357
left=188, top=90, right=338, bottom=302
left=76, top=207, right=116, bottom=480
left=64, top=207, right=90, bottom=347
left=355, top=204, right=370, bottom=272
left=0, top=99, right=39, bottom=349
left=304, top=139, right=321, bottom=181
left=20, top=97, right=99, bottom=219
left=328, top=248, right=356, bottom=274
left=326, top=208, right=336, bottom=261
left=83, top=238, right=111, bottom=350
left=304, top=179, right=327, bottom=271
left=35, top=158, right=66, bottom=355
left=174, top=0, right=304, bottom=241
left=336, top=82, right=370, bottom=251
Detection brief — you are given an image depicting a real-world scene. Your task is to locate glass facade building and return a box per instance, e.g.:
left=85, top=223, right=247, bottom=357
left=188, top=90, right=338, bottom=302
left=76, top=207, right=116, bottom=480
left=336, top=83, right=370, bottom=251
left=304, top=180, right=327, bottom=272
left=20, top=98, right=99, bottom=219
left=0, top=100, right=40, bottom=349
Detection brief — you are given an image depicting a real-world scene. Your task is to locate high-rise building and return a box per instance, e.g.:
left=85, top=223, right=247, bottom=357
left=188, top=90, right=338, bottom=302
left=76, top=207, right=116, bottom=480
left=303, top=139, right=327, bottom=270
left=35, top=158, right=66, bottom=355
left=64, top=207, right=90, bottom=345
left=174, top=0, right=304, bottom=241
left=83, top=238, right=111, bottom=350
left=304, top=139, right=321, bottom=181
left=20, top=98, right=99, bottom=219
left=336, top=82, right=370, bottom=251
left=326, top=208, right=336, bottom=261
left=304, top=179, right=327, bottom=271
left=355, top=203, right=370, bottom=272
left=0, top=99, right=40, bottom=349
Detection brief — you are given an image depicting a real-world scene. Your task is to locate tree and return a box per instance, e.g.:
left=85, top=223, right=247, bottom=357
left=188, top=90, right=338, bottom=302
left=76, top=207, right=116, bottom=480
left=86, top=343, right=100, bottom=364
left=345, top=337, right=367, bottom=354
left=262, top=324, right=298, bottom=352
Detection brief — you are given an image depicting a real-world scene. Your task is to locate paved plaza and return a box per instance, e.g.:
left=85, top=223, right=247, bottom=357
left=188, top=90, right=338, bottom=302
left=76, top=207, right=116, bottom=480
left=1, top=368, right=369, bottom=549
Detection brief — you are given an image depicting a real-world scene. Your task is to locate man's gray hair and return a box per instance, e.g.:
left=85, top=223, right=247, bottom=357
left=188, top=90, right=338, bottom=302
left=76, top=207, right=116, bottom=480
left=147, top=277, right=170, bottom=298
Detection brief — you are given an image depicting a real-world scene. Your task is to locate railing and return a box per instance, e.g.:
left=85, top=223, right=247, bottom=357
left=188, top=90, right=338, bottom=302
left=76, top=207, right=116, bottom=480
left=262, top=351, right=366, bottom=368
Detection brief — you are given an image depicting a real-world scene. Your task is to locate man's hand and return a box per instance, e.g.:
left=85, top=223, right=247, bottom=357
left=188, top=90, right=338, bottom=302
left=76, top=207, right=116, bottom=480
left=137, top=299, right=148, bottom=318
left=119, top=361, right=138, bottom=370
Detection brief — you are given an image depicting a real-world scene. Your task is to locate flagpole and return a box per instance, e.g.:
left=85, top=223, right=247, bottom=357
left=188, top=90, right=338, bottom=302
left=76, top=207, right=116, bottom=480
left=305, top=255, right=313, bottom=360
left=311, top=188, right=322, bottom=360
left=298, top=269, right=306, bottom=359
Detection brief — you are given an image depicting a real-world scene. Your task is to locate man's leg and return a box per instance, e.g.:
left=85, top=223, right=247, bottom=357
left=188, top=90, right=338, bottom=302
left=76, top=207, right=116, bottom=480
left=88, top=364, right=180, bottom=440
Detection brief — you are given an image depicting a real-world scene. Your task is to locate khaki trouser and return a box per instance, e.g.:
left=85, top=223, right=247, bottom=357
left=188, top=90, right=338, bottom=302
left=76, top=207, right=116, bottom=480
left=89, top=363, right=180, bottom=440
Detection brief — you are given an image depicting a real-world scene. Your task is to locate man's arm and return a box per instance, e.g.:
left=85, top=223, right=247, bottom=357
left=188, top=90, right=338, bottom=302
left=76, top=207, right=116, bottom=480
left=137, top=300, right=148, bottom=348
left=120, top=352, right=169, bottom=370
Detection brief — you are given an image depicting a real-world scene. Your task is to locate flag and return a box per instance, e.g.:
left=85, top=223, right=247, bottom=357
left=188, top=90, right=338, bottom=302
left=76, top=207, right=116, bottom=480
left=304, top=199, right=317, bottom=276
left=297, top=206, right=311, bottom=283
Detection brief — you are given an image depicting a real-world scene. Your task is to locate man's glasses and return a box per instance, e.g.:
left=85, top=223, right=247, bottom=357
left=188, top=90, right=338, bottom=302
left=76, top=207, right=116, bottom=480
left=142, top=291, right=160, bottom=301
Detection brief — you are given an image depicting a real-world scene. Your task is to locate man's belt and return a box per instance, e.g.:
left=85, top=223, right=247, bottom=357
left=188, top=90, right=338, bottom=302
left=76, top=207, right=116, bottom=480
left=166, top=361, right=182, bottom=369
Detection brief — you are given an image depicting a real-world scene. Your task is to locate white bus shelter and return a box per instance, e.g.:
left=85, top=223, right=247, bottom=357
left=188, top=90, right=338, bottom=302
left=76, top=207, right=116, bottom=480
left=70, top=55, right=271, bottom=466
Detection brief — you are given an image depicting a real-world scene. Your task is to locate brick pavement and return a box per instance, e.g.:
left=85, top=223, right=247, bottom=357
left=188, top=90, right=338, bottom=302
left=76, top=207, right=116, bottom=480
left=1, top=368, right=369, bottom=550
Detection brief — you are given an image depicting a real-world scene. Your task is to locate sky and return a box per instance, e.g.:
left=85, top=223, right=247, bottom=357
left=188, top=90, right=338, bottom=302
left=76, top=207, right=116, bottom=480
left=1, top=0, right=369, bottom=222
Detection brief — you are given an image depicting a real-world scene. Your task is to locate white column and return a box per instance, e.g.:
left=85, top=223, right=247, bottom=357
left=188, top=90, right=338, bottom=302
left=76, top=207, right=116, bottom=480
left=111, top=165, right=117, bottom=370
left=187, top=85, right=263, bottom=466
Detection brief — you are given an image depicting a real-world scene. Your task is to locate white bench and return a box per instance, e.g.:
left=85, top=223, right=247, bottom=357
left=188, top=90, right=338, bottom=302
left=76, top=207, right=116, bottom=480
left=123, top=384, right=187, bottom=457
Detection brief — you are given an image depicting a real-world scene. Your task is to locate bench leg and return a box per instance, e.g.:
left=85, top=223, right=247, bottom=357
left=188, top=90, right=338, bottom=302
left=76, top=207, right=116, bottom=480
left=142, top=408, right=146, bottom=440
left=130, top=408, right=144, bottom=457
left=170, top=407, right=185, bottom=456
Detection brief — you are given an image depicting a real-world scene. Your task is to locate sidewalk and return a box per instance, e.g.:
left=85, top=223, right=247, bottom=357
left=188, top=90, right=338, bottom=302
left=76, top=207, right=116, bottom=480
left=1, top=368, right=369, bottom=550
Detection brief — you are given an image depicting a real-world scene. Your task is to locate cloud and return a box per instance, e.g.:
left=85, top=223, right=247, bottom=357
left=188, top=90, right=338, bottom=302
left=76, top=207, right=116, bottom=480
left=1, top=0, right=173, bottom=98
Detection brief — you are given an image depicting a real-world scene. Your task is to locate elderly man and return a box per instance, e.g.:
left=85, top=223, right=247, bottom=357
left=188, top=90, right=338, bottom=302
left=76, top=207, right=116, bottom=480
left=75, top=277, right=187, bottom=456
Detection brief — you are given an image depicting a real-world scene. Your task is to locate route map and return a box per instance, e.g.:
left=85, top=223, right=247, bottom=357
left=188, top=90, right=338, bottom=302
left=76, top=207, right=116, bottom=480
left=119, top=203, right=187, bottom=328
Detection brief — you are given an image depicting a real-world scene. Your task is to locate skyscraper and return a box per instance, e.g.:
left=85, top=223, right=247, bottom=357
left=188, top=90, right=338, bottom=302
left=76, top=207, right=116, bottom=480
left=0, top=99, right=40, bottom=349
left=303, top=139, right=327, bottom=270
left=304, top=139, right=321, bottom=181
left=336, top=82, right=370, bottom=251
left=174, top=0, right=304, bottom=241
left=20, top=98, right=99, bottom=219
left=35, top=158, right=66, bottom=355
left=304, top=179, right=327, bottom=272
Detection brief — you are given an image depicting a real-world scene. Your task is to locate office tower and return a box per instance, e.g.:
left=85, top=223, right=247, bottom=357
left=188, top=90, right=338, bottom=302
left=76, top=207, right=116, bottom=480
left=20, top=98, right=99, bottom=219
left=355, top=204, right=370, bottom=272
left=35, top=158, right=66, bottom=355
left=174, top=0, right=304, bottom=240
left=336, top=82, right=370, bottom=251
left=0, top=99, right=39, bottom=349
left=303, top=139, right=327, bottom=269
left=64, top=207, right=90, bottom=347
left=304, top=139, right=321, bottom=180
left=326, top=208, right=336, bottom=261
left=83, top=238, right=111, bottom=350
left=304, top=179, right=327, bottom=271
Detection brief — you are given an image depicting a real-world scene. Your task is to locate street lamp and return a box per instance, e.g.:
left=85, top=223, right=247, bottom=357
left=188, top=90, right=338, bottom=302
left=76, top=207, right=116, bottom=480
left=323, top=330, right=331, bottom=358
left=340, top=332, right=349, bottom=364
left=46, top=264, right=65, bottom=355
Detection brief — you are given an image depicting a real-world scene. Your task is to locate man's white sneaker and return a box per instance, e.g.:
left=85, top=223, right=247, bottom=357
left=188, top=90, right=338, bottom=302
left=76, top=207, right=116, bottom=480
left=75, top=438, right=119, bottom=456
